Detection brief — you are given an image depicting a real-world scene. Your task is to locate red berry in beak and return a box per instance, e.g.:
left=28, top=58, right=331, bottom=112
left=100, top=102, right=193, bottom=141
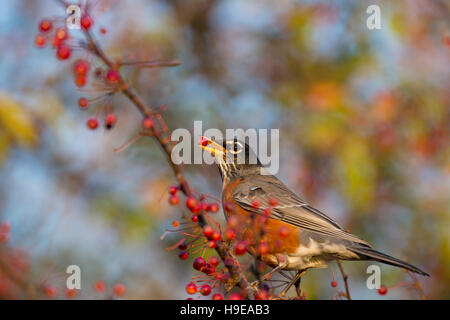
left=200, top=137, right=209, bottom=147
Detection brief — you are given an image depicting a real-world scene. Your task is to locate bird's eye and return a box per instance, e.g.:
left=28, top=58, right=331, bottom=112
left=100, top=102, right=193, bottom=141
left=227, top=141, right=243, bottom=154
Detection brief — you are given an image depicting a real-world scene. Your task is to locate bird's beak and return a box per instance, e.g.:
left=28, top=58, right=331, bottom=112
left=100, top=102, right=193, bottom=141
left=199, top=136, right=226, bottom=156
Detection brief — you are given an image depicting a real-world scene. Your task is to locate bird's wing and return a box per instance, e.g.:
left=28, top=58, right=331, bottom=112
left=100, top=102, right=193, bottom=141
left=232, top=174, right=371, bottom=247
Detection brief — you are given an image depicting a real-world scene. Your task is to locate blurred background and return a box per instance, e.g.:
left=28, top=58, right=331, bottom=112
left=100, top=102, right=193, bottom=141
left=0, top=0, right=449, bottom=299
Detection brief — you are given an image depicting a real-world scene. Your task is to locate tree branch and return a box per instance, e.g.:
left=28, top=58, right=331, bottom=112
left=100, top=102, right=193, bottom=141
left=82, top=30, right=254, bottom=297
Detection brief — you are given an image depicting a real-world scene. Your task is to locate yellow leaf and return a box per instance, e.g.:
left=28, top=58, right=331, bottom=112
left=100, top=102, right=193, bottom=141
left=335, top=136, right=377, bottom=212
left=0, top=131, right=11, bottom=165
left=0, top=92, right=38, bottom=149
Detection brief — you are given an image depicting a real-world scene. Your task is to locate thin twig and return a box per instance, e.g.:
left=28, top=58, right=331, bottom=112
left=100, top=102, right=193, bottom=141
left=82, top=29, right=254, bottom=297
left=337, top=261, right=351, bottom=300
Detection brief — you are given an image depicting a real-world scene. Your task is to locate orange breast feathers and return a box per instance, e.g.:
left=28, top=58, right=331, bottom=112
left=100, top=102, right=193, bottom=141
left=222, top=178, right=300, bottom=256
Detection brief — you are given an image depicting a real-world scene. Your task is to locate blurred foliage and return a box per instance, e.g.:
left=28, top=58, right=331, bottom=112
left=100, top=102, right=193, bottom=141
left=0, top=0, right=448, bottom=299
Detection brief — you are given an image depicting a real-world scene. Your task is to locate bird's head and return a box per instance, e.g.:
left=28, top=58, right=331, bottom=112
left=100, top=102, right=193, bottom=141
left=200, top=136, right=262, bottom=180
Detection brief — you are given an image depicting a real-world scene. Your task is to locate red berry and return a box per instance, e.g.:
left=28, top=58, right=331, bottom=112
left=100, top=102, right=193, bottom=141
left=200, top=284, right=212, bottom=296
left=255, top=289, right=269, bottom=300
left=208, top=203, right=219, bottom=213
left=142, top=117, right=155, bottom=130
left=178, top=242, right=187, bottom=250
left=39, top=19, right=53, bottom=32
left=208, top=257, right=219, bottom=267
left=227, top=216, right=238, bottom=228
left=105, top=114, right=117, bottom=129
left=263, top=208, right=271, bottom=216
left=80, top=15, right=93, bottom=30
left=378, top=285, right=388, bottom=295
left=169, top=186, right=178, bottom=195
left=55, top=28, right=68, bottom=41
left=225, top=228, right=236, bottom=241
left=65, top=288, right=77, bottom=299
left=94, top=281, right=106, bottom=292
left=211, top=231, right=221, bottom=241
left=212, top=293, right=224, bottom=300
left=74, top=75, right=87, bottom=87
left=185, top=282, right=197, bottom=295
left=169, top=195, right=180, bottom=206
left=43, top=285, right=57, bottom=299
left=200, top=136, right=209, bottom=147
left=331, top=281, right=338, bottom=288
left=202, top=263, right=213, bottom=274
left=56, top=45, right=71, bottom=60
left=234, top=241, right=247, bottom=255
left=87, top=118, right=99, bottom=130
left=34, top=34, right=47, bottom=48
left=78, top=97, right=89, bottom=109
left=193, top=257, right=206, bottom=271
left=191, top=215, right=198, bottom=223
left=186, top=197, right=198, bottom=212
left=203, top=225, right=214, bottom=239
left=251, top=201, right=260, bottom=208
left=204, top=264, right=216, bottom=275
left=73, top=59, right=90, bottom=76
left=106, top=69, right=120, bottom=84
left=228, top=293, right=242, bottom=300
left=257, top=242, right=270, bottom=255
left=113, top=283, right=126, bottom=296
left=207, top=240, right=217, bottom=249
left=268, top=198, right=278, bottom=206
left=179, top=251, right=188, bottom=260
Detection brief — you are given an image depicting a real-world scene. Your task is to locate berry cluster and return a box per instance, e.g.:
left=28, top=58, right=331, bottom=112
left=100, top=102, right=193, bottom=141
left=34, top=13, right=125, bottom=133
left=41, top=281, right=126, bottom=300
left=167, top=184, right=295, bottom=299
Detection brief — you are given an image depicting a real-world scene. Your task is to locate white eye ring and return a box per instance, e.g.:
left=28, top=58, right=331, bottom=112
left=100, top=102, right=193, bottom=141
left=227, top=141, right=243, bottom=154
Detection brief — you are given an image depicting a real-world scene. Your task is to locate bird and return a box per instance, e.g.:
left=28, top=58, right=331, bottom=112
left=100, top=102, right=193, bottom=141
left=200, top=136, right=429, bottom=291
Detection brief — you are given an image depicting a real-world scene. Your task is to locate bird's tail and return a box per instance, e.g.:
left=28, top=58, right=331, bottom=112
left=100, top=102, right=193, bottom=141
left=350, top=246, right=429, bottom=276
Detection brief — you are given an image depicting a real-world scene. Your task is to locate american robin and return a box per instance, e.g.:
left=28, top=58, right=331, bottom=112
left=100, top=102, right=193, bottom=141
left=200, top=136, right=429, bottom=289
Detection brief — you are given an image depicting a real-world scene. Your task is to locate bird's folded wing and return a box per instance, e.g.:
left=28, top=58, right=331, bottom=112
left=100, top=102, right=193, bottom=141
left=232, top=175, right=371, bottom=247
